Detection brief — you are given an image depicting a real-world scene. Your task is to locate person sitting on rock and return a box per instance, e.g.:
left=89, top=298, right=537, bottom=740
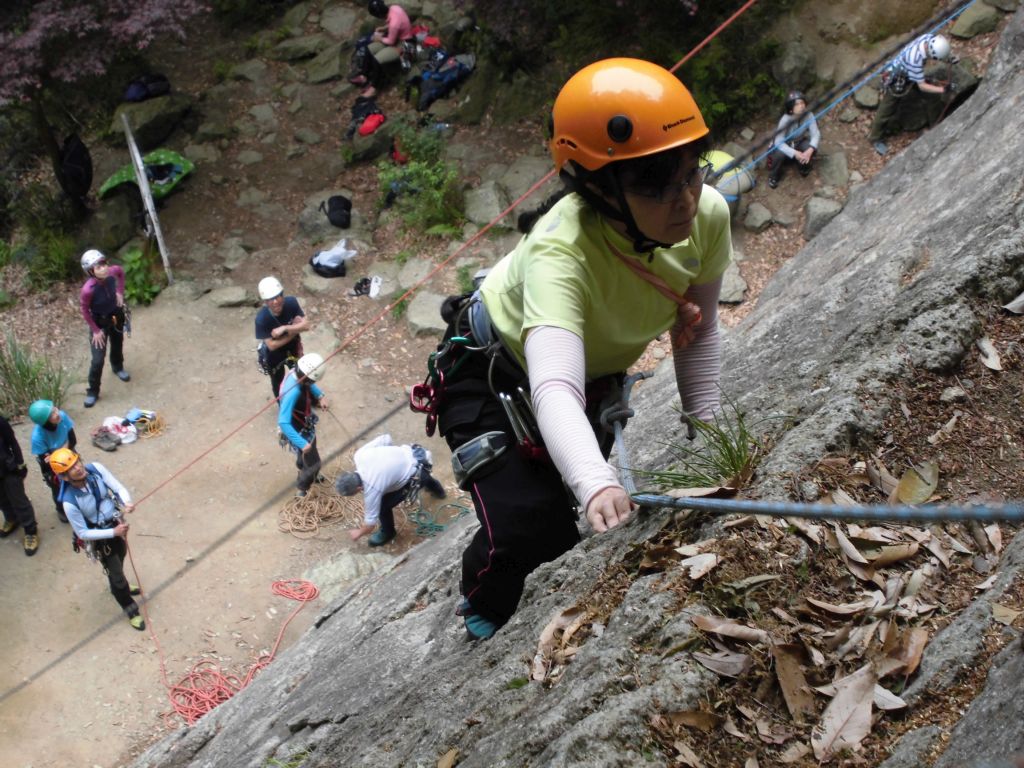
left=869, top=33, right=954, bottom=156
left=767, top=90, right=819, bottom=189
left=367, top=0, right=413, bottom=72
left=337, top=434, right=446, bottom=547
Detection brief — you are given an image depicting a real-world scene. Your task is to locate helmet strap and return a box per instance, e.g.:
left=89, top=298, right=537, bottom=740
left=560, top=166, right=672, bottom=256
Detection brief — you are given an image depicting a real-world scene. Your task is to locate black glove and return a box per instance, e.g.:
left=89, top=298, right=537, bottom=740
left=17, top=463, right=28, bottom=479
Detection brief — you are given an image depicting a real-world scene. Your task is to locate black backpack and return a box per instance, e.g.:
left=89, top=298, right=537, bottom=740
left=319, top=195, right=352, bottom=228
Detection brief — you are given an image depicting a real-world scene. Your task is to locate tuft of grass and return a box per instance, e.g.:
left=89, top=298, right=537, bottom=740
left=640, top=395, right=764, bottom=490
left=455, top=264, right=474, bottom=295
left=266, top=750, right=309, bottom=768
left=212, top=60, right=232, bottom=82
left=394, top=249, right=412, bottom=266
left=121, top=247, right=163, bottom=305
left=0, top=331, right=73, bottom=416
left=391, top=298, right=409, bottom=319
left=20, top=231, right=78, bottom=290
left=505, top=676, right=529, bottom=690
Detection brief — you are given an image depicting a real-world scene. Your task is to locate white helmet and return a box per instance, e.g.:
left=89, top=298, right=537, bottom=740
left=258, top=276, right=284, bottom=301
left=297, top=353, right=326, bottom=382
left=927, top=34, right=951, bottom=61
left=81, top=249, right=107, bottom=274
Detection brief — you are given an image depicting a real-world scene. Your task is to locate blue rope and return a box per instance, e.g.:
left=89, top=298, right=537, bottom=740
left=406, top=496, right=474, bottom=537
left=632, top=493, right=1024, bottom=523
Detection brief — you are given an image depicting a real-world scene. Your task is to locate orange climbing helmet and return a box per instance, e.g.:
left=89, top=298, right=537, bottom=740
left=550, top=58, right=709, bottom=173
left=49, top=447, right=80, bottom=474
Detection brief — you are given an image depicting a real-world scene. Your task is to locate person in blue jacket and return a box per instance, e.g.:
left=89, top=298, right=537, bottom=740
left=278, top=353, right=330, bottom=497
left=29, top=399, right=78, bottom=522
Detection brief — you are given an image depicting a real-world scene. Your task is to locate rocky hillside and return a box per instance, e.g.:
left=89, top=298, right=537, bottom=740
left=131, top=7, right=1024, bottom=768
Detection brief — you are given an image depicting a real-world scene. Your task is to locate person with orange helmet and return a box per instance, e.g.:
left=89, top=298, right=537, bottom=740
left=49, top=448, right=144, bottom=630
left=424, top=58, right=732, bottom=639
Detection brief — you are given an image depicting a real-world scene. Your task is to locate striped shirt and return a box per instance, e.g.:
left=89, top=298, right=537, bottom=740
left=892, top=34, right=933, bottom=84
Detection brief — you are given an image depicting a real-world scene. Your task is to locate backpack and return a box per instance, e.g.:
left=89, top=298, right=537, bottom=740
left=413, top=53, right=475, bottom=112
left=56, top=134, right=93, bottom=203
left=309, top=238, right=357, bottom=278
left=319, top=195, right=352, bottom=228
left=123, top=73, right=171, bottom=103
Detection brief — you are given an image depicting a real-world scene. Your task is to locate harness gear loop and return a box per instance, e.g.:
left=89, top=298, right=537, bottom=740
left=598, top=371, right=653, bottom=495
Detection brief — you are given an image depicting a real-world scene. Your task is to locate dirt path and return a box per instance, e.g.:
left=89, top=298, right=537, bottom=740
left=0, top=285, right=451, bottom=767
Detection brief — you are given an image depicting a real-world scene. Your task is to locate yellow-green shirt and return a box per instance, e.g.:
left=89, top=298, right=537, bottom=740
left=481, top=187, right=733, bottom=377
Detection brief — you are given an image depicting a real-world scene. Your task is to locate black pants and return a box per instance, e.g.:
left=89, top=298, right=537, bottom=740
left=377, top=465, right=445, bottom=537
left=434, top=306, right=595, bottom=628
left=295, top=436, right=321, bottom=492
left=37, top=460, right=64, bottom=517
left=769, top=136, right=813, bottom=185
left=97, top=536, right=137, bottom=613
left=0, top=472, right=37, bottom=535
left=87, top=322, right=125, bottom=397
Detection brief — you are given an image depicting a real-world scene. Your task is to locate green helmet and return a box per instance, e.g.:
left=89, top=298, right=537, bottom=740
left=29, top=399, right=55, bottom=426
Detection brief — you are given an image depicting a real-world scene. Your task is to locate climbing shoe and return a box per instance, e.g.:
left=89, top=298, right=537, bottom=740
left=457, top=600, right=498, bottom=641
left=23, top=534, right=39, bottom=556
left=295, top=489, right=308, bottom=498
left=115, top=369, right=131, bottom=382
left=57, top=509, right=69, bottom=524
left=368, top=529, right=395, bottom=547
left=872, top=141, right=888, bottom=156
left=128, top=613, right=146, bottom=631
left=129, top=584, right=142, bottom=596
left=0, top=519, right=18, bottom=538
left=84, top=393, right=98, bottom=408
left=768, top=177, right=779, bottom=189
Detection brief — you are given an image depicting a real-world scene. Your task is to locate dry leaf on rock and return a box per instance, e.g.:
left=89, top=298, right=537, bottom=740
left=806, top=596, right=872, bottom=616
left=873, top=685, right=907, bottom=711
left=896, top=462, right=939, bottom=505
left=867, top=459, right=900, bottom=497
left=877, top=627, right=929, bottom=677
left=693, top=650, right=752, bottom=678
left=927, top=412, right=959, bottom=445
left=772, top=644, right=815, bottom=722
left=673, top=740, right=704, bottom=767
left=785, top=517, right=822, bottom=544
left=984, top=524, right=1002, bottom=555
left=668, top=486, right=737, bottom=499
left=679, top=553, right=721, bottom=579
left=744, top=758, right=759, bottom=768
left=437, top=748, right=459, bottom=768
left=667, top=710, right=726, bottom=733
left=828, top=488, right=859, bottom=506
left=992, top=604, right=1021, bottom=626
left=870, top=542, right=920, bottom=568
left=833, top=525, right=870, bottom=564
left=811, top=663, right=877, bottom=761
left=531, top=606, right=585, bottom=682
left=778, top=742, right=811, bottom=763
left=640, top=545, right=681, bottom=573
left=976, top=336, right=1003, bottom=370
left=725, top=715, right=750, bottom=742
left=975, top=574, right=998, bottom=591
left=691, top=614, right=770, bottom=645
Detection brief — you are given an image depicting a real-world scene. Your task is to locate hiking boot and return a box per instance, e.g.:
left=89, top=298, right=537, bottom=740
left=128, top=613, right=146, bottom=631
left=84, top=393, right=98, bottom=408
left=57, top=509, right=69, bottom=524
left=295, top=489, right=308, bottom=498
left=767, top=177, right=779, bottom=189
left=129, top=584, right=142, bottom=596
left=368, top=529, right=395, bottom=547
left=115, top=369, right=131, bottom=382
left=872, top=141, right=888, bottom=156
left=0, top=520, right=18, bottom=538
left=23, top=534, right=39, bottom=556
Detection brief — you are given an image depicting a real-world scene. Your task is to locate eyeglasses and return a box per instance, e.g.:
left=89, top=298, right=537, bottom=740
left=629, top=163, right=713, bottom=204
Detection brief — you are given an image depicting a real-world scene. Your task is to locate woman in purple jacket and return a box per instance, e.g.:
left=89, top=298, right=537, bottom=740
left=79, top=249, right=131, bottom=408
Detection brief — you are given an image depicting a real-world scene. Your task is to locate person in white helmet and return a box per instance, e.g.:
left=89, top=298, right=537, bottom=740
left=277, top=353, right=330, bottom=497
left=255, top=276, right=310, bottom=399
left=870, top=33, right=955, bottom=155
left=79, top=249, right=130, bottom=408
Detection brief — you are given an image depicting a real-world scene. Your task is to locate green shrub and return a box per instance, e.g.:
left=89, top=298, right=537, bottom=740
left=212, top=60, right=232, bottom=82
left=378, top=121, right=463, bottom=233
left=456, top=264, right=474, bottom=294
left=17, top=231, right=78, bottom=290
left=121, top=247, right=163, bottom=305
left=0, top=331, right=72, bottom=416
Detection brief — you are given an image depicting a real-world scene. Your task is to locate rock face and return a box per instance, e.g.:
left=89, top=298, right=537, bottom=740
left=110, top=93, right=192, bottom=149
left=131, top=11, right=1024, bottom=768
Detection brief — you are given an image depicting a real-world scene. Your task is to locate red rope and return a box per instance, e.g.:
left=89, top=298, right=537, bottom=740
left=669, top=0, right=760, bottom=72
left=148, top=578, right=320, bottom=726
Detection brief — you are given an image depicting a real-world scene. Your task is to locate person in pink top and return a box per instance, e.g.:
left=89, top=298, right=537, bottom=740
left=368, top=0, right=413, bottom=67
left=79, top=249, right=130, bottom=408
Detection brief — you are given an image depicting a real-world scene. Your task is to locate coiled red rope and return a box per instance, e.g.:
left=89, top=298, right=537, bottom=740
left=145, top=578, right=319, bottom=726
